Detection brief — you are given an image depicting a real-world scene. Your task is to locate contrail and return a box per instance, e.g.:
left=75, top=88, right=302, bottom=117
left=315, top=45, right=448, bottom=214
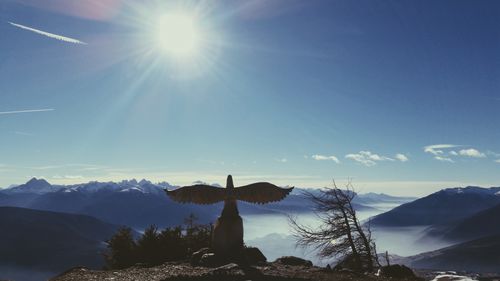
left=8, top=21, right=87, bottom=45
left=0, top=109, right=55, bottom=115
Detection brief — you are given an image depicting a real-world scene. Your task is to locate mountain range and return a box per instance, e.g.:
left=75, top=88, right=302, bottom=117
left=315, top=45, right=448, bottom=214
left=2, top=179, right=500, bottom=276
left=370, top=186, right=500, bottom=227
left=368, top=185, right=500, bottom=273
left=1, top=178, right=219, bottom=229
left=0, top=178, right=412, bottom=229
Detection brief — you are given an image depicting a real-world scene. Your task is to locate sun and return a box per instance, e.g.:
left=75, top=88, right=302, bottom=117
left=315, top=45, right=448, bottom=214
left=155, top=12, right=202, bottom=59
left=133, top=4, right=220, bottom=78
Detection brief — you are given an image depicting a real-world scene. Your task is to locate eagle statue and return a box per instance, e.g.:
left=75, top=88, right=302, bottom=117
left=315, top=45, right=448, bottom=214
left=165, top=175, right=294, bottom=259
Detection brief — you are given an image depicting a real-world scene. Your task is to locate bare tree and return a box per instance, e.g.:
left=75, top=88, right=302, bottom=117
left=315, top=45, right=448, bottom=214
left=289, top=180, right=378, bottom=272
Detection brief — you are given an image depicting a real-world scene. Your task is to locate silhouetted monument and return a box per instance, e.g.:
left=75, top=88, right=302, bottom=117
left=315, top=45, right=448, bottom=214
left=166, top=175, right=293, bottom=260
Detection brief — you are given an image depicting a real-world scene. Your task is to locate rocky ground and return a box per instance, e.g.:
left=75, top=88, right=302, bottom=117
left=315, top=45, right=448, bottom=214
left=50, top=260, right=423, bottom=281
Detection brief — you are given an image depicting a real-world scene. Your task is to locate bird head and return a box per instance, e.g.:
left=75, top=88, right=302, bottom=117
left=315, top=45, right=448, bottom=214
left=226, top=175, right=234, bottom=189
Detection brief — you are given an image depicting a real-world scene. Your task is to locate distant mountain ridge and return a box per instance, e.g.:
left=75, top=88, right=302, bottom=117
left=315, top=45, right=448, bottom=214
left=370, top=186, right=500, bottom=226
left=2, top=178, right=173, bottom=195
left=356, top=192, right=417, bottom=205
left=0, top=178, right=414, bottom=229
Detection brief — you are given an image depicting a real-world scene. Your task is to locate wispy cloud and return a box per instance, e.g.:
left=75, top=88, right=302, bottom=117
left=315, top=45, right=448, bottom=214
left=311, top=154, right=340, bottom=164
left=425, top=144, right=489, bottom=162
left=345, top=151, right=394, bottom=167
left=394, top=154, right=409, bottom=162
left=8, top=22, right=87, bottom=44
left=423, top=144, right=461, bottom=156
left=0, top=108, right=54, bottom=115
left=494, top=159, right=500, bottom=163
left=434, top=156, right=454, bottom=163
left=30, top=163, right=107, bottom=171
left=458, top=148, right=486, bottom=158
left=276, top=158, right=288, bottom=163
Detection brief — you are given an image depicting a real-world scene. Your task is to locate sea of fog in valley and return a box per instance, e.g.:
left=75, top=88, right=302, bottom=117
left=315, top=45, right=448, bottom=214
left=244, top=203, right=454, bottom=265
left=0, top=194, right=456, bottom=281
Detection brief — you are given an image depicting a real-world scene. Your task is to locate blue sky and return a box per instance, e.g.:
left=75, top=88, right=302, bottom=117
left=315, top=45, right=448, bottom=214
left=0, top=0, right=499, bottom=195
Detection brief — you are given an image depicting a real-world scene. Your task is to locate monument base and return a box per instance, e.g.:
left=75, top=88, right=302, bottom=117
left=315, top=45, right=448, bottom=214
left=212, top=214, right=244, bottom=259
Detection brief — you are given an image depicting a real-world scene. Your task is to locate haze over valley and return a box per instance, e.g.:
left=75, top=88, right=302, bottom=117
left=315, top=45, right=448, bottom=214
left=1, top=178, right=499, bottom=280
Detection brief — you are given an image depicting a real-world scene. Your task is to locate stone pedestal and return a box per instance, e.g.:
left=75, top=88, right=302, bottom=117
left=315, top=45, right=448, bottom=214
left=212, top=213, right=243, bottom=258
left=212, top=199, right=244, bottom=259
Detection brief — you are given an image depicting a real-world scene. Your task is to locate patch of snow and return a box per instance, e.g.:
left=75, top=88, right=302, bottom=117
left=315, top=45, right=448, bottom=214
left=432, top=274, right=477, bottom=281
left=192, top=180, right=208, bottom=185
left=120, top=187, right=142, bottom=192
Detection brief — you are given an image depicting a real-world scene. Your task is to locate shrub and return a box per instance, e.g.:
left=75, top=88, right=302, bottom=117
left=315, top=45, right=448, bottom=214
left=105, top=214, right=211, bottom=269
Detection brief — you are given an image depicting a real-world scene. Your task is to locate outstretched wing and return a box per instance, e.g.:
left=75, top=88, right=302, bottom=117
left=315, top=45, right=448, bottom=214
left=165, top=185, right=227, bottom=205
left=235, top=183, right=294, bottom=204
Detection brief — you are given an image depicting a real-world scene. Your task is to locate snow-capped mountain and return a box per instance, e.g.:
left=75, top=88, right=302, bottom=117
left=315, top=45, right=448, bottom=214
left=441, top=186, right=500, bottom=196
left=4, top=178, right=62, bottom=194
left=61, top=179, right=171, bottom=195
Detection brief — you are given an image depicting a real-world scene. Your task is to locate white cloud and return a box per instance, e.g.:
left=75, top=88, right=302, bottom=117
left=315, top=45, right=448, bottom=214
left=311, top=154, right=340, bottom=164
left=395, top=154, right=409, bottom=162
left=276, top=158, right=287, bottom=163
left=346, top=154, right=376, bottom=167
left=8, top=22, right=87, bottom=44
left=423, top=144, right=461, bottom=156
left=345, top=151, right=394, bottom=167
left=494, top=159, right=500, bottom=163
left=458, top=148, right=486, bottom=158
left=434, top=156, right=454, bottom=163
left=0, top=108, right=54, bottom=115
left=424, top=144, right=487, bottom=162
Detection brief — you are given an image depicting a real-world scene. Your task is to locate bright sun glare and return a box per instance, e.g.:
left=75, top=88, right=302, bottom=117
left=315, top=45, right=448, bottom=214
left=155, top=12, right=201, bottom=59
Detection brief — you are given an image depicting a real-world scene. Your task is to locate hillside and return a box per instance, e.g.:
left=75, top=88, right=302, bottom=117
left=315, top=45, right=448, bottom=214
left=405, top=234, right=500, bottom=273
left=426, top=202, right=500, bottom=242
left=370, top=186, right=500, bottom=226
left=0, top=207, right=120, bottom=273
